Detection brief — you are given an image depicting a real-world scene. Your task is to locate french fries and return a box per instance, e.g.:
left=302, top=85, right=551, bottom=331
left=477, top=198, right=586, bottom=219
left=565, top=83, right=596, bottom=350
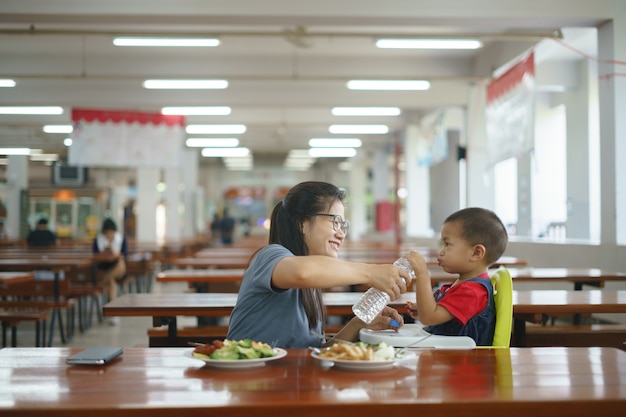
left=318, top=342, right=374, bottom=361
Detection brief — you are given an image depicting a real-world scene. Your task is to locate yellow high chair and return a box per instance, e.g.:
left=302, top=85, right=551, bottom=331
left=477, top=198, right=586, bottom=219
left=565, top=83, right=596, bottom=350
left=491, top=268, right=513, bottom=348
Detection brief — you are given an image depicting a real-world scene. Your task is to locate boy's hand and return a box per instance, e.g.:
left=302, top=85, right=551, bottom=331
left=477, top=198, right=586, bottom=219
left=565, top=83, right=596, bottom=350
left=406, top=301, right=418, bottom=320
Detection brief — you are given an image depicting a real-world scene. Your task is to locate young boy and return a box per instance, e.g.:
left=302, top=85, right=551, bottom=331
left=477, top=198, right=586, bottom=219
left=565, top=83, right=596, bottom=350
left=405, top=207, right=508, bottom=345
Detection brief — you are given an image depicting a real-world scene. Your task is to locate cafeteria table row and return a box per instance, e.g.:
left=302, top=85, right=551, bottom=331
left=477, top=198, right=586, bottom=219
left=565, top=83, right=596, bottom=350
left=1, top=346, right=625, bottom=417
left=156, top=267, right=626, bottom=290
left=170, top=254, right=528, bottom=269
left=103, top=290, right=626, bottom=347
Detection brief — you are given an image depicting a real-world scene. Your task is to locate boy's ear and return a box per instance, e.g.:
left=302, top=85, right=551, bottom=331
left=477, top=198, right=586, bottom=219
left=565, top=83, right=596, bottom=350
left=472, top=244, right=486, bottom=260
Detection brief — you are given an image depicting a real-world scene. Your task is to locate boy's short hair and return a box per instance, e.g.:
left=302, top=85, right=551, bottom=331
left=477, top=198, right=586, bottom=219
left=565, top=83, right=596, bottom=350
left=444, top=207, right=508, bottom=265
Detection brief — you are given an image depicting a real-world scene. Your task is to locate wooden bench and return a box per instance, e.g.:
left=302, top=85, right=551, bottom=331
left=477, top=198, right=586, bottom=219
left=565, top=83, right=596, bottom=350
left=147, top=323, right=347, bottom=347
left=525, top=323, right=626, bottom=350
left=0, top=279, right=77, bottom=346
left=0, top=310, right=51, bottom=347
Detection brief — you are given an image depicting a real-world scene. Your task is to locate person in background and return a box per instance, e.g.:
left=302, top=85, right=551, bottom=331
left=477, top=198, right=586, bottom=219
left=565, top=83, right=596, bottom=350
left=227, top=181, right=408, bottom=348
left=209, top=213, right=221, bottom=245
left=219, top=208, right=236, bottom=245
left=0, top=220, right=7, bottom=240
left=404, top=207, right=508, bottom=346
left=27, top=218, right=57, bottom=247
left=93, top=218, right=128, bottom=324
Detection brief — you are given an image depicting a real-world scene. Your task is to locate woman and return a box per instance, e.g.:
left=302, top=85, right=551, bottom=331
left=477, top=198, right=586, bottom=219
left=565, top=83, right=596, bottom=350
left=92, top=218, right=128, bottom=318
left=227, top=181, right=409, bottom=348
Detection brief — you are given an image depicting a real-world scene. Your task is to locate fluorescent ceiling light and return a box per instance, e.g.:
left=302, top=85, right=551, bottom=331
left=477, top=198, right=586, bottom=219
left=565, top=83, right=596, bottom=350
left=0, top=79, right=16, bottom=87
left=201, top=147, right=250, bottom=157
left=331, top=107, right=401, bottom=116
left=287, top=149, right=313, bottom=158
left=309, top=138, right=362, bottom=148
left=285, top=158, right=315, bottom=166
left=43, top=125, right=73, bottom=133
left=162, top=106, right=231, bottom=115
left=186, top=124, right=246, bottom=134
left=30, top=153, right=59, bottom=162
left=347, top=80, right=430, bottom=90
left=143, top=79, right=228, bottom=89
left=223, top=156, right=252, bottom=164
left=309, top=148, right=357, bottom=158
left=186, top=138, right=239, bottom=147
left=64, top=138, right=73, bottom=146
left=114, top=37, right=220, bottom=47
left=329, top=125, right=389, bottom=134
left=0, top=106, right=63, bottom=115
left=376, top=39, right=482, bottom=49
left=223, top=157, right=253, bottom=170
left=0, top=148, right=31, bottom=155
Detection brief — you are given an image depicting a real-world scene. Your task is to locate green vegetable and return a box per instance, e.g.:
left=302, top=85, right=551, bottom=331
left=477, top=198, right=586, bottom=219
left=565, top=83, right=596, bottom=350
left=208, top=339, right=276, bottom=360
left=210, top=347, right=240, bottom=360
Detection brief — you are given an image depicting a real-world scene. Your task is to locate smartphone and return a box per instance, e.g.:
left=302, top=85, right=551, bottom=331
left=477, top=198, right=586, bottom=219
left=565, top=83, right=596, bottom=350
left=66, top=347, right=124, bottom=365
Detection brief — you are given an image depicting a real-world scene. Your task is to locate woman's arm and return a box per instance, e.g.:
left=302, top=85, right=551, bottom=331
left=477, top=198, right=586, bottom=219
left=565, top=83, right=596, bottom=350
left=272, top=255, right=410, bottom=300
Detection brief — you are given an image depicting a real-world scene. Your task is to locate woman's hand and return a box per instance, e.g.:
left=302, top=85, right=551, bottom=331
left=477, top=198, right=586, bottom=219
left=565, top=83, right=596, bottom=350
left=365, top=306, right=404, bottom=331
left=368, top=264, right=411, bottom=300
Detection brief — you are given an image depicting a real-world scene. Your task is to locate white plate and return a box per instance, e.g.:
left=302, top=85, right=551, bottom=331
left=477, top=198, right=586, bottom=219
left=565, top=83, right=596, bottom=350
left=310, top=350, right=415, bottom=371
left=359, top=324, right=476, bottom=349
left=189, top=348, right=287, bottom=369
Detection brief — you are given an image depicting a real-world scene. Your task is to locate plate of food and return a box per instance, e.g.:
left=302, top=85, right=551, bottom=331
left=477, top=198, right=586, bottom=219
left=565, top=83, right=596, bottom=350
left=310, top=341, right=414, bottom=371
left=189, top=339, right=287, bottom=369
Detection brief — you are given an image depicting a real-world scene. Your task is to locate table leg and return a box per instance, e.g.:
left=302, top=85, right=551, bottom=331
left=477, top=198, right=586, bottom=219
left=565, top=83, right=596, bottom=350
left=153, top=316, right=178, bottom=346
left=512, top=317, right=527, bottom=347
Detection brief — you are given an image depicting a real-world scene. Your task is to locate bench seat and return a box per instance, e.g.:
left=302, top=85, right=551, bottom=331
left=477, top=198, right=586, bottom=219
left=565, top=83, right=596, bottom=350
left=147, top=323, right=346, bottom=347
left=525, top=323, right=626, bottom=350
left=0, top=309, right=51, bottom=347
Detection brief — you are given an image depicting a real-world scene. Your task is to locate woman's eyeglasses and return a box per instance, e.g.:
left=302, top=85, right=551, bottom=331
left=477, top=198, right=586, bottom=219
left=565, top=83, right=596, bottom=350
left=310, top=213, right=350, bottom=235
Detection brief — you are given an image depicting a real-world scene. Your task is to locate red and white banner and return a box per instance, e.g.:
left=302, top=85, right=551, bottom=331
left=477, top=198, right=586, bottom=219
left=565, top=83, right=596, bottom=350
left=486, top=52, right=535, bottom=165
left=69, top=108, right=186, bottom=168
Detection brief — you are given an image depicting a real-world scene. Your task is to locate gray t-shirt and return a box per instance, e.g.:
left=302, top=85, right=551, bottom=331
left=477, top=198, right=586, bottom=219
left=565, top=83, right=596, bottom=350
left=226, top=244, right=323, bottom=348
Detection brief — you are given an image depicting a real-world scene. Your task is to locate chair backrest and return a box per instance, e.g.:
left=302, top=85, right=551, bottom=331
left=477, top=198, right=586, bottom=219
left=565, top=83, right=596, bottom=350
left=491, top=268, right=513, bottom=348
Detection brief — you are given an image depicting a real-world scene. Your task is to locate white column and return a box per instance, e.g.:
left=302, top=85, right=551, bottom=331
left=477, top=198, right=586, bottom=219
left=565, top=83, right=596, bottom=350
left=597, top=12, right=626, bottom=245
left=348, top=155, right=368, bottom=240
left=372, top=150, right=389, bottom=202
left=181, top=148, right=199, bottom=239
left=405, top=125, right=432, bottom=237
left=135, top=167, right=160, bottom=242
left=466, top=84, right=494, bottom=209
left=6, top=155, right=28, bottom=238
left=164, top=168, right=182, bottom=241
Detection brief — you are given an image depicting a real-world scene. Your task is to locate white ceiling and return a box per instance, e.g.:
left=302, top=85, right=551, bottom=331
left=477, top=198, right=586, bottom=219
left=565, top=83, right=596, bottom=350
left=0, top=0, right=612, bottom=167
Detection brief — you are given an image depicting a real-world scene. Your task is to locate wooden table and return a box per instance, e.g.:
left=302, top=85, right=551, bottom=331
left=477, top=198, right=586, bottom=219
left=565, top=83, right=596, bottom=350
left=104, top=290, right=626, bottom=347
left=156, top=268, right=246, bottom=283
left=430, top=267, right=626, bottom=289
left=193, top=248, right=256, bottom=257
left=1, top=346, right=625, bottom=417
left=0, top=271, right=35, bottom=286
left=156, top=267, right=621, bottom=291
left=171, top=257, right=250, bottom=269
left=341, top=254, right=527, bottom=268
left=0, top=258, right=93, bottom=273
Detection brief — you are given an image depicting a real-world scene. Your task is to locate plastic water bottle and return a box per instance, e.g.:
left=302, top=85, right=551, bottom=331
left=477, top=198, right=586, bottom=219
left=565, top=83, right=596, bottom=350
left=352, top=257, right=416, bottom=323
